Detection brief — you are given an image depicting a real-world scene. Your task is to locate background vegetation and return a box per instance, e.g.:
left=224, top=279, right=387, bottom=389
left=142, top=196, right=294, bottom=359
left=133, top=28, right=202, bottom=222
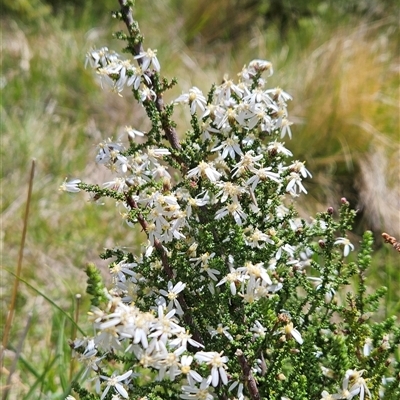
left=1, top=0, right=399, bottom=398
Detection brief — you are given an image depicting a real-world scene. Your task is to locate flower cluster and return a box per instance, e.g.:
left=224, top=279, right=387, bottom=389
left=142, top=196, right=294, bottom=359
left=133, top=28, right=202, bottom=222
left=85, top=46, right=158, bottom=95
left=64, top=3, right=399, bottom=400
left=321, top=369, right=371, bottom=400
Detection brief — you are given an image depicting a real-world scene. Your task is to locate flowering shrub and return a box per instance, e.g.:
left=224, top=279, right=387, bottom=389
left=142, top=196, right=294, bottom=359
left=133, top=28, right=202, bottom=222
left=63, top=1, right=399, bottom=399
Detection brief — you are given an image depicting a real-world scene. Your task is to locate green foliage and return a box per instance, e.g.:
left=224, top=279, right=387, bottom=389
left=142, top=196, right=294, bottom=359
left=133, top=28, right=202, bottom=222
left=85, top=263, right=108, bottom=307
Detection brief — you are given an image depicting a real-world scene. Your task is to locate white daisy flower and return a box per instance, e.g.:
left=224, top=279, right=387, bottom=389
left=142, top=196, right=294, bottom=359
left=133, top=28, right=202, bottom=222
left=334, top=237, right=355, bottom=257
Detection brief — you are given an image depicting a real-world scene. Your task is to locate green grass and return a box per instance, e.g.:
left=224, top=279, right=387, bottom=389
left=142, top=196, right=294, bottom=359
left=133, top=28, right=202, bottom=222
left=1, top=1, right=399, bottom=397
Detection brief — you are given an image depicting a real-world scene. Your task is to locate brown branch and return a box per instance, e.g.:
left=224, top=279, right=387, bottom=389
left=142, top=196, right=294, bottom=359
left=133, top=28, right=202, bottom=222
left=125, top=193, right=174, bottom=279
left=236, top=349, right=261, bottom=400
left=118, top=0, right=181, bottom=151
left=125, top=191, right=204, bottom=345
left=118, top=0, right=143, bottom=55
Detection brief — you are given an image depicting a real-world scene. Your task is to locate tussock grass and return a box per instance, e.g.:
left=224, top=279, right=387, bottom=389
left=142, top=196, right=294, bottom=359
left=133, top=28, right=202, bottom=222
left=284, top=19, right=400, bottom=237
left=1, top=2, right=398, bottom=397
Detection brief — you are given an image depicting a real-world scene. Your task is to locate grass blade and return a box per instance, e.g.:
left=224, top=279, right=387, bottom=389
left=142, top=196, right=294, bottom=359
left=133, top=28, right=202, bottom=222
left=4, top=270, right=86, bottom=336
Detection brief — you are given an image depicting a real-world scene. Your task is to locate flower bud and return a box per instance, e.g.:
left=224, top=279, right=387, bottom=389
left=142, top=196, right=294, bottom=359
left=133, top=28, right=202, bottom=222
left=163, top=177, right=171, bottom=192
left=277, top=373, right=286, bottom=380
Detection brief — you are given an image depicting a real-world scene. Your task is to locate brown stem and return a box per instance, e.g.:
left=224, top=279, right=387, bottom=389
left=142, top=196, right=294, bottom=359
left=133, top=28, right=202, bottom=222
left=0, top=159, right=35, bottom=375
left=125, top=192, right=204, bottom=345
left=236, top=349, right=261, bottom=400
left=118, top=0, right=181, bottom=151
left=118, top=0, right=143, bottom=55
left=125, top=193, right=174, bottom=279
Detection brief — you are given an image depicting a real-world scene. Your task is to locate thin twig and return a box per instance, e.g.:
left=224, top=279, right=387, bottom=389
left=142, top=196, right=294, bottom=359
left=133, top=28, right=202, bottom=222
left=125, top=193, right=175, bottom=279
left=236, top=349, right=261, bottom=400
left=124, top=191, right=204, bottom=345
left=0, top=159, right=35, bottom=376
left=118, top=0, right=181, bottom=151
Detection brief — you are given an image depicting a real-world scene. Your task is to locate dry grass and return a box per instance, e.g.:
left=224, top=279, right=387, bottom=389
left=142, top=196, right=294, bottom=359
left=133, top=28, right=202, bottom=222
left=280, top=19, right=399, bottom=236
